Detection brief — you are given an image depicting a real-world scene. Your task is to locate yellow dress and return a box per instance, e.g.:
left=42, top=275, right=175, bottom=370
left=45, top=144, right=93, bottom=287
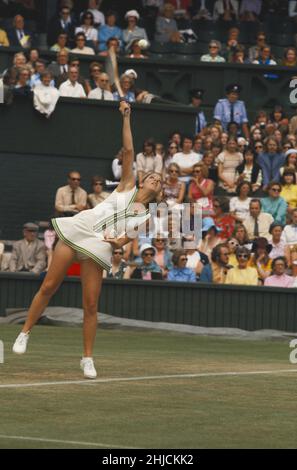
left=225, top=267, right=258, bottom=285
left=280, top=185, right=297, bottom=209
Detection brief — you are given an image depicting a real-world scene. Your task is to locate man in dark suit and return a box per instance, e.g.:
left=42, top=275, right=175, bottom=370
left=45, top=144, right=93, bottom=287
left=7, top=14, right=33, bottom=48
left=48, top=49, right=69, bottom=85
left=47, top=5, right=76, bottom=48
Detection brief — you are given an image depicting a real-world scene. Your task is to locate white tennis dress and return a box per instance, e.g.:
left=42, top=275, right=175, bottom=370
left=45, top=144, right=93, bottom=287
left=52, top=186, right=150, bottom=271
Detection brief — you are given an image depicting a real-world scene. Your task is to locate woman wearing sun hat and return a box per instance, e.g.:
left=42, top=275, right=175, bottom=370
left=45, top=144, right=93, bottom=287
left=123, top=9, right=149, bottom=52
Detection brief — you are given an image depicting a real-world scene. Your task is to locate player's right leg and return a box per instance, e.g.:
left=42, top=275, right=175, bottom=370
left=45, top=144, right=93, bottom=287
left=12, top=240, right=75, bottom=354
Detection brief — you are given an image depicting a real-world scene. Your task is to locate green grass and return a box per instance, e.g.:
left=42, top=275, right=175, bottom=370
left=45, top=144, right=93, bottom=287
left=0, top=325, right=296, bottom=449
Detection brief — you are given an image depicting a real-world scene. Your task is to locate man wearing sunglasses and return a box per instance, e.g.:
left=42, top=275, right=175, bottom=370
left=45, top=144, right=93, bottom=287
left=55, top=171, right=87, bottom=217
left=225, top=246, right=259, bottom=285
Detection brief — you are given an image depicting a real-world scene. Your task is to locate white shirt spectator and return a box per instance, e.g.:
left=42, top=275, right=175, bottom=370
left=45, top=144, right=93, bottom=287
left=87, top=9, right=105, bottom=26
left=281, top=224, right=297, bottom=246
left=112, top=158, right=137, bottom=180
left=172, top=151, right=202, bottom=182
left=230, top=197, right=251, bottom=221
left=88, top=88, right=114, bottom=100
left=71, top=46, right=95, bottom=55
left=59, top=80, right=86, bottom=98
left=75, top=26, right=98, bottom=42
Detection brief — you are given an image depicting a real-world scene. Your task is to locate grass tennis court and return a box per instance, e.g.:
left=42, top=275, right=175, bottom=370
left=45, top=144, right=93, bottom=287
left=0, top=325, right=296, bottom=449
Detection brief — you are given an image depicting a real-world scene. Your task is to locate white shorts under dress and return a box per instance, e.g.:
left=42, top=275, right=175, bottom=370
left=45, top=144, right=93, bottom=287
left=52, top=186, right=150, bottom=271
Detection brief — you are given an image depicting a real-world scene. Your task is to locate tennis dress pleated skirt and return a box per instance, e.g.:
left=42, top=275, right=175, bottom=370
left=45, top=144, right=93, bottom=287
left=52, top=186, right=150, bottom=271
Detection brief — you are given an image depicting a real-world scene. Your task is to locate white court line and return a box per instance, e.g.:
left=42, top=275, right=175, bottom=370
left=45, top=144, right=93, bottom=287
left=0, top=434, right=136, bottom=449
left=0, top=369, right=297, bottom=389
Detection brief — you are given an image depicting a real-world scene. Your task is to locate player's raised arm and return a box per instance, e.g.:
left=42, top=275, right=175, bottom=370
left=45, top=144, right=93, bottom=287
left=117, top=101, right=135, bottom=191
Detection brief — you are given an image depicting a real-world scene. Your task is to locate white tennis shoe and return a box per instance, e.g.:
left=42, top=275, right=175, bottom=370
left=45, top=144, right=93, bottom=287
left=80, top=357, right=97, bottom=379
left=12, top=331, right=30, bottom=354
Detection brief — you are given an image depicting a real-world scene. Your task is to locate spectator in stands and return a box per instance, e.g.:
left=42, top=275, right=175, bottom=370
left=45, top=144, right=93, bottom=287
left=172, top=135, right=202, bottom=183
left=200, top=243, right=231, bottom=283
left=243, top=199, right=274, bottom=241
left=192, top=0, right=213, bottom=20
left=55, top=170, right=87, bottom=216
left=282, top=47, right=297, bottom=67
left=29, top=59, right=53, bottom=89
left=154, top=3, right=181, bottom=43
left=113, top=74, right=135, bottom=102
left=152, top=237, right=173, bottom=277
left=201, top=40, right=226, bottom=63
left=189, top=89, right=207, bottom=134
left=269, top=105, right=289, bottom=131
left=104, top=248, right=128, bottom=279
left=188, top=163, right=214, bottom=216
left=185, top=245, right=206, bottom=280
left=33, top=71, right=59, bottom=118
left=87, top=0, right=105, bottom=27
left=86, top=62, right=102, bottom=90
left=163, top=163, right=186, bottom=206
left=216, top=136, right=243, bottom=194
left=98, top=10, right=123, bottom=52
left=68, top=56, right=91, bottom=95
left=261, top=182, right=287, bottom=225
left=248, top=31, right=267, bottom=63
left=213, top=197, right=236, bottom=240
left=123, top=9, right=148, bottom=52
left=87, top=175, right=109, bottom=208
left=240, top=0, right=262, bottom=21
left=0, top=25, right=9, bottom=47
left=71, top=32, right=95, bottom=55
left=230, top=181, right=251, bottom=223
left=249, top=237, right=272, bottom=282
left=258, top=137, right=285, bottom=187
left=167, top=249, right=196, bottom=282
left=47, top=5, right=76, bottom=48
left=136, top=139, right=163, bottom=183
left=12, top=52, right=27, bottom=71
left=233, top=223, right=251, bottom=248
left=251, top=127, right=264, bottom=144
left=13, top=66, right=32, bottom=97
left=48, top=49, right=69, bottom=84
left=112, top=148, right=137, bottom=182
left=227, top=237, right=239, bottom=267
left=235, top=147, right=263, bottom=194
left=8, top=14, right=33, bottom=49
left=280, top=168, right=297, bottom=212
left=88, top=71, right=114, bottom=100
left=214, top=84, right=249, bottom=139
left=200, top=152, right=217, bottom=184
left=127, top=39, right=148, bottom=58
left=98, top=36, right=120, bottom=56
left=75, top=11, right=98, bottom=50
left=50, top=32, right=70, bottom=52
left=269, top=222, right=285, bottom=260
left=252, top=45, right=277, bottom=65
left=127, top=244, right=163, bottom=280
left=162, top=142, right=177, bottom=176
left=59, top=66, right=87, bottom=98
left=213, top=0, right=239, bottom=21
left=224, top=26, right=240, bottom=60
left=225, top=246, right=258, bottom=286
left=8, top=222, right=46, bottom=275
left=44, top=220, right=57, bottom=270
left=264, top=257, right=293, bottom=288
left=198, top=217, right=221, bottom=258
left=281, top=208, right=297, bottom=262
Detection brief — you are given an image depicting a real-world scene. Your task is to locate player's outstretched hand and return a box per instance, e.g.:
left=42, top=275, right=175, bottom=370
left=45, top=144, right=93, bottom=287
left=119, top=101, right=131, bottom=116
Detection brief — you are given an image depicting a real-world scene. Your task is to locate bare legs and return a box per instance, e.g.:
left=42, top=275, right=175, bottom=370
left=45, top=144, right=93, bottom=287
left=22, top=240, right=75, bottom=333
left=80, top=259, right=103, bottom=357
left=21, top=240, right=103, bottom=359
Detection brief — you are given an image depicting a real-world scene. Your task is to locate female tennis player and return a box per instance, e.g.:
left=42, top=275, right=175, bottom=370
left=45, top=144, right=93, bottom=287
left=12, top=101, right=162, bottom=379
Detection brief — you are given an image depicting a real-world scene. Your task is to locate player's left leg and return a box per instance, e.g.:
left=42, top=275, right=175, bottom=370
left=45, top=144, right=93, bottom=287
left=79, top=258, right=103, bottom=378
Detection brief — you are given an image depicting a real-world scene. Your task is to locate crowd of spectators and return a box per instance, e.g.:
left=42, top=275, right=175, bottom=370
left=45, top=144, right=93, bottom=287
left=2, top=1, right=297, bottom=289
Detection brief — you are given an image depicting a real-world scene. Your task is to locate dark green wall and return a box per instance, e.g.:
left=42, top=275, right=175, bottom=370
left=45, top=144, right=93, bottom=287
left=1, top=273, right=297, bottom=332
left=0, top=97, right=195, bottom=240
